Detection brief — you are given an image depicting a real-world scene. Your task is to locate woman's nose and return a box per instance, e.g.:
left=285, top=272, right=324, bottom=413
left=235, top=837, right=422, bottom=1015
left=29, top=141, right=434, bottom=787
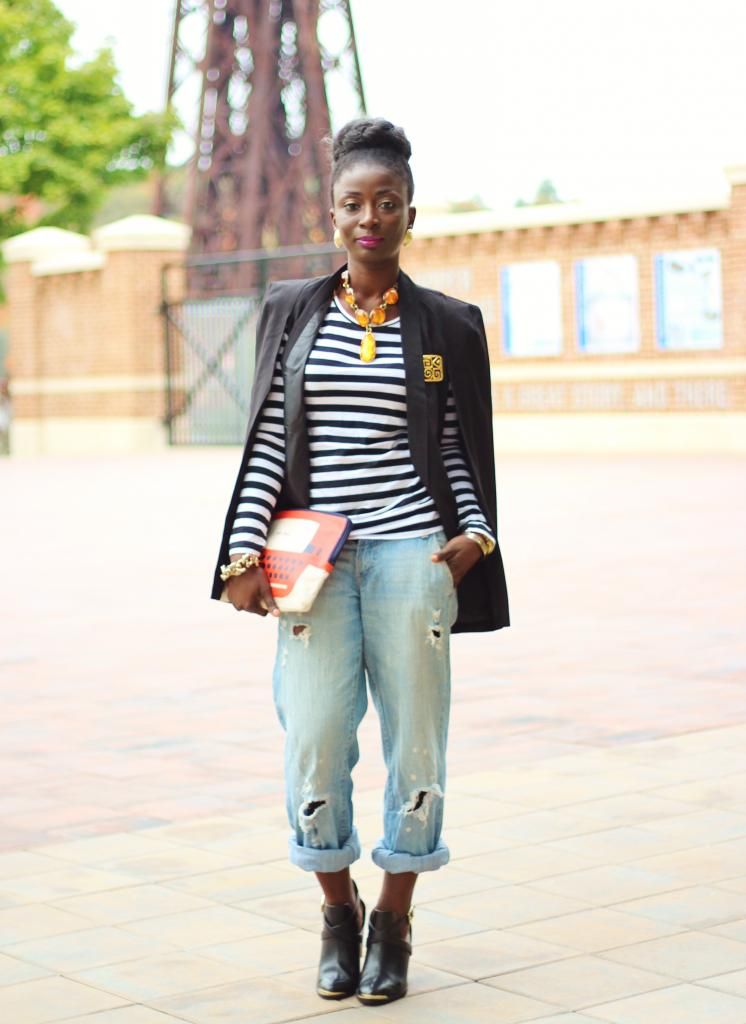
left=357, top=204, right=379, bottom=228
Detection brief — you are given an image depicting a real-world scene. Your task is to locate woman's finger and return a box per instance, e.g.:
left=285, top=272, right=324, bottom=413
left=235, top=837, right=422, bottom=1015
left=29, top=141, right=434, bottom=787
left=258, top=574, right=280, bottom=618
left=431, top=545, right=454, bottom=563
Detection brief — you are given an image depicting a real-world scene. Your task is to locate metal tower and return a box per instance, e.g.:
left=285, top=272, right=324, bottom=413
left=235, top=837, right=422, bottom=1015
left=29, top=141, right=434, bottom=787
left=157, top=0, right=366, bottom=258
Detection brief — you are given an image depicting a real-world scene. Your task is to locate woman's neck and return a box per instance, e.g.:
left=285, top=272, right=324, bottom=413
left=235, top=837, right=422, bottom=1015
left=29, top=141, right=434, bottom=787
left=342, top=258, right=400, bottom=306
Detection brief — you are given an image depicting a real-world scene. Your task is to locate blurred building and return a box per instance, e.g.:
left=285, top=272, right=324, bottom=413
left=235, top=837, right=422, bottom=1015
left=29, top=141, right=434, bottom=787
left=403, top=165, right=746, bottom=453
left=3, top=216, right=189, bottom=455
left=2, top=167, right=745, bottom=455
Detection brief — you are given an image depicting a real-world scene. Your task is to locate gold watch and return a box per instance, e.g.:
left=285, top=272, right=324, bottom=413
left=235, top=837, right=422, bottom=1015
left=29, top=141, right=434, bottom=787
left=464, top=530, right=495, bottom=558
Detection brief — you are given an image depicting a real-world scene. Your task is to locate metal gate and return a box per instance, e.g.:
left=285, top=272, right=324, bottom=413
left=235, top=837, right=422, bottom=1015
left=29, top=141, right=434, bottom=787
left=162, top=245, right=340, bottom=445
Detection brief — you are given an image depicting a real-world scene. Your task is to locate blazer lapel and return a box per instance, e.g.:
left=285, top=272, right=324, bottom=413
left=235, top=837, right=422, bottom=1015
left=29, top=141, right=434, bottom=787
left=398, top=271, right=429, bottom=488
left=283, top=268, right=341, bottom=360
left=281, top=269, right=341, bottom=505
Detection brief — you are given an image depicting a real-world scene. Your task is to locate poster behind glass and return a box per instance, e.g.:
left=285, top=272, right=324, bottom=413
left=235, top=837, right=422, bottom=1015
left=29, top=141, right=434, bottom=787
left=501, top=260, right=563, bottom=357
left=655, top=248, right=723, bottom=350
left=575, top=254, right=640, bottom=354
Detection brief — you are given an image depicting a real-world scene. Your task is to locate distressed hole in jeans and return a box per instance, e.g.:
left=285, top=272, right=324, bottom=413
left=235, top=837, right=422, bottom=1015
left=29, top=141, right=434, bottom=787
left=426, top=609, right=443, bottom=651
left=401, top=784, right=443, bottom=824
left=299, top=798, right=327, bottom=833
left=291, top=623, right=311, bottom=647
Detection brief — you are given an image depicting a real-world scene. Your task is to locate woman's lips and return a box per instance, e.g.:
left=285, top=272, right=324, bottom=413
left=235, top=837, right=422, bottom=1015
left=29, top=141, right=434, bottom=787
left=356, top=237, right=384, bottom=248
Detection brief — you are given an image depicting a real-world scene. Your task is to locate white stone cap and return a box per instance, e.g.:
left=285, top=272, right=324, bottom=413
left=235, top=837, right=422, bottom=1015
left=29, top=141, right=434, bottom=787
left=92, top=214, right=190, bottom=252
left=2, top=226, right=92, bottom=264
left=32, top=252, right=106, bottom=277
left=414, top=192, right=729, bottom=239
left=725, top=165, right=746, bottom=186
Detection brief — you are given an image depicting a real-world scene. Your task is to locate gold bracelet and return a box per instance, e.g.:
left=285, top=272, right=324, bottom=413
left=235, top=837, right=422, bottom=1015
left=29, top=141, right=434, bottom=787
left=464, top=531, right=495, bottom=558
left=220, top=552, right=261, bottom=581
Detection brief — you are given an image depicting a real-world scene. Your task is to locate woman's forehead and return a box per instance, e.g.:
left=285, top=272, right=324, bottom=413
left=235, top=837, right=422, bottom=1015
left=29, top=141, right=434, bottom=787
left=334, top=161, right=406, bottom=197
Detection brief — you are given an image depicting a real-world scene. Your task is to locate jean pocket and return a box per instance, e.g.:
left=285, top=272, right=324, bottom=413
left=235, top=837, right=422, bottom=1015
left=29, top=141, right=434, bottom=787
left=439, top=558, right=456, bottom=591
left=429, top=532, right=454, bottom=590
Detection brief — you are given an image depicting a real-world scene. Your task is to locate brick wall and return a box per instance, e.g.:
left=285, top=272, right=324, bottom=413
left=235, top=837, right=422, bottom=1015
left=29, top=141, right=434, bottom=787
left=3, top=217, right=188, bottom=453
left=4, top=177, right=745, bottom=454
left=402, top=170, right=746, bottom=425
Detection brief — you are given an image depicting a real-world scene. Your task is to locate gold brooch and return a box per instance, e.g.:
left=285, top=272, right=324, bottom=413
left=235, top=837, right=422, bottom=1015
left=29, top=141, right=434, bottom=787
left=423, top=354, right=444, bottom=383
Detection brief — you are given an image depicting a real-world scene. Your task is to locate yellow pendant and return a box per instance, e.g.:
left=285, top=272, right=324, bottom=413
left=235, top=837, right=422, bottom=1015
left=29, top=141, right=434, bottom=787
left=360, top=330, right=376, bottom=363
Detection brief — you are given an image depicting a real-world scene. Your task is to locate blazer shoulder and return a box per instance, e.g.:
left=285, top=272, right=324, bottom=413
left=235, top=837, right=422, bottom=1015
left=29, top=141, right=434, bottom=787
left=421, top=291, right=489, bottom=367
left=263, top=277, right=318, bottom=308
left=414, top=282, right=483, bottom=326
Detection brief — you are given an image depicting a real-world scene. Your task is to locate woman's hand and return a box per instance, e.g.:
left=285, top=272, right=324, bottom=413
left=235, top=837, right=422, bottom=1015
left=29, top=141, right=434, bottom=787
left=431, top=534, right=483, bottom=587
left=226, top=566, right=280, bottom=616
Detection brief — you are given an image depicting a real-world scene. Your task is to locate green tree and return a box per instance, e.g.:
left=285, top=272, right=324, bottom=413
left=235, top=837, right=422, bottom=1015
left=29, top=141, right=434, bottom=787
left=534, top=179, right=561, bottom=205
left=515, top=179, right=563, bottom=207
left=0, top=0, right=175, bottom=242
left=447, top=195, right=489, bottom=214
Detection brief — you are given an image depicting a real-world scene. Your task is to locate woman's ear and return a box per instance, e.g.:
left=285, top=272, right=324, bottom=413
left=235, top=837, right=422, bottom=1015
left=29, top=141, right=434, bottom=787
left=408, top=206, right=417, bottom=229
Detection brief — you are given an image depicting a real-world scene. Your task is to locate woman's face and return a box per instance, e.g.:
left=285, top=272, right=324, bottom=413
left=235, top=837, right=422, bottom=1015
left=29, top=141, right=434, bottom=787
left=330, top=160, right=415, bottom=266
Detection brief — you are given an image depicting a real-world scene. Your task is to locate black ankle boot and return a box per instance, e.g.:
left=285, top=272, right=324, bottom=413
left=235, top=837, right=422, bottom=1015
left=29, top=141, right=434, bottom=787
left=357, top=907, right=412, bottom=1005
left=316, top=884, right=365, bottom=1000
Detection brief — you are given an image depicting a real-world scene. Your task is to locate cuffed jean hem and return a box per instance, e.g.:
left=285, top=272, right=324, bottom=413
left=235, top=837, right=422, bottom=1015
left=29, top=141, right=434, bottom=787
left=370, top=837, right=450, bottom=874
left=288, top=827, right=362, bottom=873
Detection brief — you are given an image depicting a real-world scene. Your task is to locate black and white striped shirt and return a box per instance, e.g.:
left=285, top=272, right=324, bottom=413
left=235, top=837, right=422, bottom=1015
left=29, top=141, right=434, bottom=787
left=229, top=297, right=493, bottom=554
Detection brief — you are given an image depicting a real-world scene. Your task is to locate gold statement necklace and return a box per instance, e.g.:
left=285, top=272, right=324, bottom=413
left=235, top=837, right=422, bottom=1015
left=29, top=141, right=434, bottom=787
left=340, top=269, right=399, bottom=363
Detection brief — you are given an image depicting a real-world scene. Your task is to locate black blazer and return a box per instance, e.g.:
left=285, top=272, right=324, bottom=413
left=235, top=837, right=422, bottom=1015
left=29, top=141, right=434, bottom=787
left=211, top=266, right=509, bottom=633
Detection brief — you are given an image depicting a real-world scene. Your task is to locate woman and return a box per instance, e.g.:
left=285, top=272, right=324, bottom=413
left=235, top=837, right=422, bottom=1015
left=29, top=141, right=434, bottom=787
left=212, top=118, right=509, bottom=1005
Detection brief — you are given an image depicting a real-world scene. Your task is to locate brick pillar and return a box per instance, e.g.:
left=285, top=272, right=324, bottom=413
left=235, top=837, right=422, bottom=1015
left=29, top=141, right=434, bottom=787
left=3, top=227, right=95, bottom=453
left=2, top=216, right=189, bottom=454
left=724, top=166, right=746, bottom=357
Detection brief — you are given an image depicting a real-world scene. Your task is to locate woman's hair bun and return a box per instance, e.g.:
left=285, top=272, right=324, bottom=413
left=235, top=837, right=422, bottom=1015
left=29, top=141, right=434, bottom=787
left=332, top=118, right=412, bottom=165
left=329, top=117, right=415, bottom=201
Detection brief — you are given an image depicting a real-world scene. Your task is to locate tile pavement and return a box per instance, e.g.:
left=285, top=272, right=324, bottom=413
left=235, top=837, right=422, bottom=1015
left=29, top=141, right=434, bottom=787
left=0, top=450, right=745, bottom=1022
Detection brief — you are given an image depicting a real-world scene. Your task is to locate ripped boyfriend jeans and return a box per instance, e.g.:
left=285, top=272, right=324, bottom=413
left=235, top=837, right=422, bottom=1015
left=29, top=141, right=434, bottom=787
left=272, top=530, right=458, bottom=874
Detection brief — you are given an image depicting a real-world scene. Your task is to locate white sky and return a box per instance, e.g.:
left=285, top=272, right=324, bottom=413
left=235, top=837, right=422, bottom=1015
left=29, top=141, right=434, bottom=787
left=55, top=0, right=746, bottom=210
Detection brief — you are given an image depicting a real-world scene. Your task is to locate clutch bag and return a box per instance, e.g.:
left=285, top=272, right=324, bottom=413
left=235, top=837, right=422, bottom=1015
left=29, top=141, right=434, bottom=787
left=261, top=509, right=352, bottom=610
left=262, top=510, right=351, bottom=612
left=222, top=509, right=352, bottom=613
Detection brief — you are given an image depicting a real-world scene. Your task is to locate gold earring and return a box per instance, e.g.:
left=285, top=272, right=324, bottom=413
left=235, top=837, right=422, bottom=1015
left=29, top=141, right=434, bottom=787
left=404, top=227, right=414, bottom=247
left=333, top=228, right=343, bottom=249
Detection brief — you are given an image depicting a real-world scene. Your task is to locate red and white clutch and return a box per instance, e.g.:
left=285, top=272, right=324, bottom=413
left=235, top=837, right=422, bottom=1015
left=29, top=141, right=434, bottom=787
left=262, top=510, right=352, bottom=612
left=222, top=510, right=352, bottom=613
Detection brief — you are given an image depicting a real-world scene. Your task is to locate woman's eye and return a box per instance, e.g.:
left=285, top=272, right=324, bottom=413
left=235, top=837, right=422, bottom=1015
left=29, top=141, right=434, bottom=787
left=379, top=201, right=395, bottom=210
left=343, top=202, right=358, bottom=211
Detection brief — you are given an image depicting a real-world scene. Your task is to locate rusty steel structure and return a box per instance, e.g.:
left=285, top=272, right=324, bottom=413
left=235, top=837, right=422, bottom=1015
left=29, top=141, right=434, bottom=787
left=156, top=0, right=365, bottom=265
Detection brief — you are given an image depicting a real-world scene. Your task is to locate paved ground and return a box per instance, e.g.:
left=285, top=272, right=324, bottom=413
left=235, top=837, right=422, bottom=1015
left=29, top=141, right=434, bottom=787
left=1, top=449, right=746, bottom=1023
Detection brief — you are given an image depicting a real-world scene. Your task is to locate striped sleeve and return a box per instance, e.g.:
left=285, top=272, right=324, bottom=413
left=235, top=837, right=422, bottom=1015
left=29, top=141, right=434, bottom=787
left=440, top=385, right=496, bottom=544
left=228, top=351, right=286, bottom=555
